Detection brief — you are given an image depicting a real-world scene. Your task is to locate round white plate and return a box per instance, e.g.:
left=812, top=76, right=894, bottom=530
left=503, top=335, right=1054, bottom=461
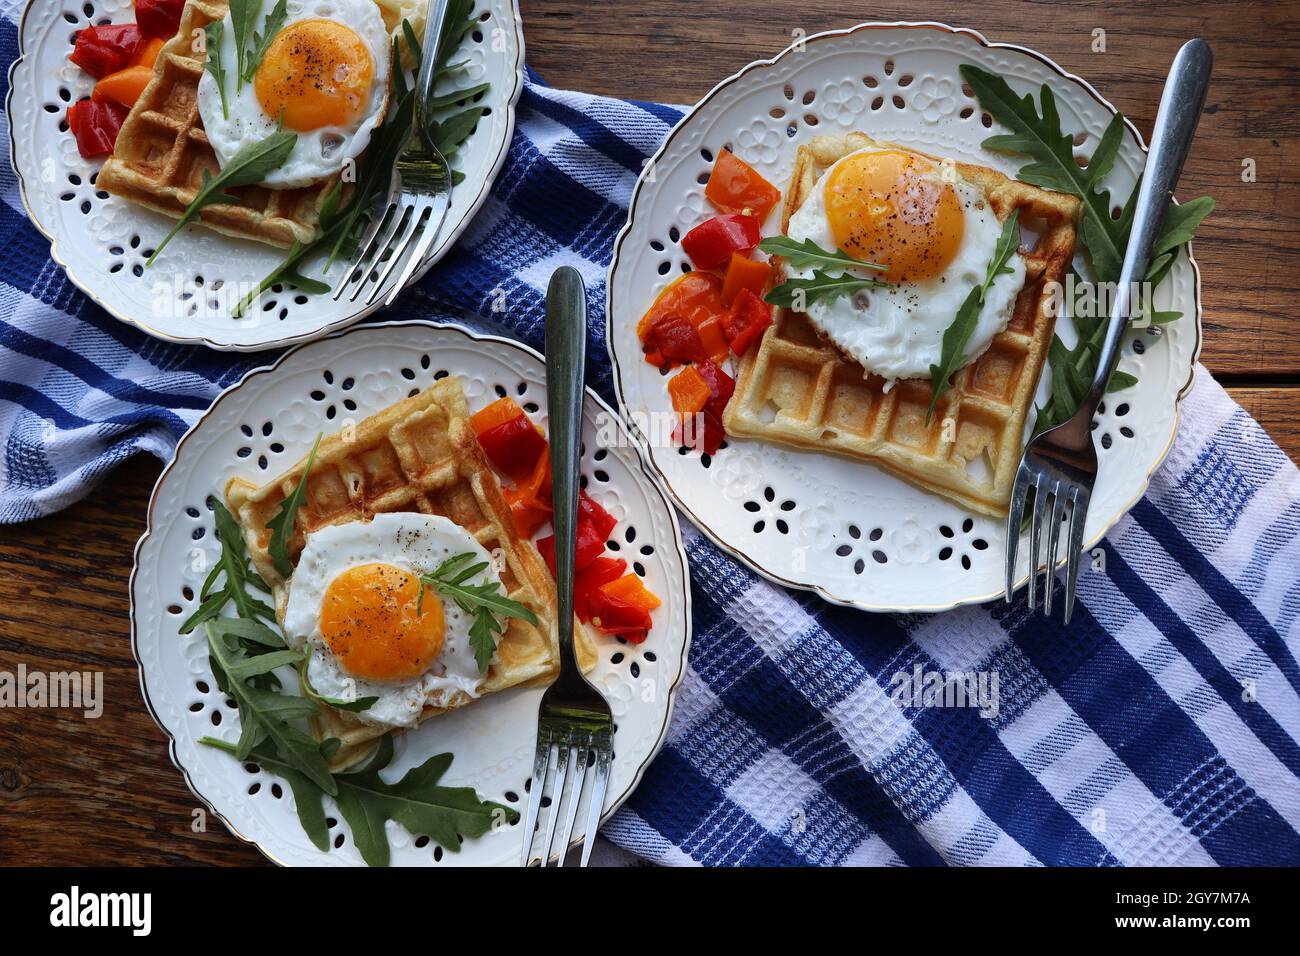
left=7, top=0, right=524, bottom=351
left=130, top=320, right=691, bottom=866
left=606, top=21, right=1202, bottom=613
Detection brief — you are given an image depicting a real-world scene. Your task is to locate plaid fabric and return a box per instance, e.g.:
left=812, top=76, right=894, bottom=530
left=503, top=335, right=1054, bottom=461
left=4, top=4, right=1298, bottom=865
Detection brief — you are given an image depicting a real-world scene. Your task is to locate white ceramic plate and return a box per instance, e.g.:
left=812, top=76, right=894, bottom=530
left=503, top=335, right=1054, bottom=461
left=606, top=21, right=1202, bottom=613
left=7, top=0, right=524, bottom=350
left=130, top=320, right=691, bottom=866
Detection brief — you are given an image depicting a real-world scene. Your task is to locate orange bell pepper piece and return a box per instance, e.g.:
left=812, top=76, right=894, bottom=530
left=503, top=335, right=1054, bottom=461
left=91, top=64, right=153, bottom=108
left=667, top=365, right=712, bottom=416
left=470, top=396, right=526, bottom=435
left=721, top=253, right=771, bottom=307
left=636, top=271, right=727, bottom=342
left=132, top=36, right=165, bottom=69
left=599, top=573, right=662, bottom=613
left=705, top=149, right=781, bottom=221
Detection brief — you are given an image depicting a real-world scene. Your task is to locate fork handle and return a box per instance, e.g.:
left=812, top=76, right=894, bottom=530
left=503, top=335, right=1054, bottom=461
left=414, top=0, right=453, bottom=149
left=1087, top=38, right=1212, bottom=403
left=545, top=268, right=588, bottom=663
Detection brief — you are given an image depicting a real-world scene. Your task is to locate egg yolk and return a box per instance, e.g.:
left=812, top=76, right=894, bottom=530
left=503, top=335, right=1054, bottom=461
left=254, top=19, right=374, bottom=132
left=319, top=563, right=443, bottom=682
left=823, top=150, right=964, bottom=283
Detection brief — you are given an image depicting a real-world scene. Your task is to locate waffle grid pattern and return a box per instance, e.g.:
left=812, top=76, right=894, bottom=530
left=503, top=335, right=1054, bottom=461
left=97, top=0, right=334, bottom=248
left=225, top=377, right=590, bottom=768
left=724, top=133, right=1080, bottom=516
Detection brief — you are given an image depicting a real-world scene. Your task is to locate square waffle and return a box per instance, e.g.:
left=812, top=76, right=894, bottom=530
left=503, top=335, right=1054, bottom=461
left=97, top=0, right=336, bottom=248
left=225, top=377, right=597, bottom=769
left=723, top=132, right=1080, bottom=516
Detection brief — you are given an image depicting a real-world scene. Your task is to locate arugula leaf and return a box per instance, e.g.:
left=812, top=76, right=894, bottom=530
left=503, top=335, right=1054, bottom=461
left=228, top=0, right=262, bottom=91
left=147, top=128, right=296, bottom=264
left=202, top=737, right=332, bottom=850
left=765, top=270, right=888, bottom=310
left=300, top=658, right=378, bottom=713
left=332, top=735, right=517, bottom=866
left=241, top=0, right=287, bottom=84
left=266, top=432, right=322, bottom=578
left=202, top=20, right=229, bottom=121
left=180, top=497, right=275, bottom=634
left=962, top=65, right=1129, bottom=282
left=1106, top=370, right=1139, bottom=392
left=927, top=210, right=1021, bottom=421
left=204, top=620, right=336, bottom=794
left=758, top=236, right=887, bottom=273
left=420, top=552, right=538, bottom=672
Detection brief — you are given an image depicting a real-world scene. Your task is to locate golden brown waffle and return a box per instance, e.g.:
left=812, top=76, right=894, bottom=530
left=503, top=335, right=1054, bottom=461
left=225, top=377, right=597, bottom=769
left=723, top=132, right=1080, bottom=516
left=97, top=0, right=336, bottom=248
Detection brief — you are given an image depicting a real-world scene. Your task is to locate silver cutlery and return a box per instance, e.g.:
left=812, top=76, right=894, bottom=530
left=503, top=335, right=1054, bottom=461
left=1006, top=38, right=1213, bottom=624
left=520, top=267, right=615, bottom=867
left=333, top=0, right=453, bottom=306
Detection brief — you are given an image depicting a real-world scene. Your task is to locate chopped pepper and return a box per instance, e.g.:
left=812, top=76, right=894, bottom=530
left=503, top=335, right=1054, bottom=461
left=667, top=365, right=712, bottom=416
left=537, top=518, right=607, bottom=576
left=723, top=287, right=774, bottom=357
left=134, top=0, right=185, bottom=39
left=680, top=214, right=762, bottom=270
left=599, top=573, right=661, bottom=612
left=471, top=397, right=547, bottom=482
left=720, top=252, right=771, bottom=306
left=705, top=149, right=781, bottom=221
left=589, top=588, right=652, bottom=641
left=92, top=64, right=154, bottom=108
left=67, top=98, right=129, bottom=159
left=69, top=23, right=143, bottom=79
left=573, top=556, right=627, bottom=622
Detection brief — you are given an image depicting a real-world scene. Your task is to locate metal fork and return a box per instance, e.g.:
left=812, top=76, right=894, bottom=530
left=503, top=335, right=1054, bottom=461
left=520, top=267, right=614, bottom=867
left=1006, top=38, right=1213, bottom=624
left=332, top=0, right=453, bottom=307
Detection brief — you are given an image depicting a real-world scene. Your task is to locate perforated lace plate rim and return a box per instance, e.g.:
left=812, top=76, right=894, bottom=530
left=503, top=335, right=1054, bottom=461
left=130, top=319, right=692, bottom=866
left=7, top=0, right=525, bottom=352
left=606, top=21, right=1203, bottom=614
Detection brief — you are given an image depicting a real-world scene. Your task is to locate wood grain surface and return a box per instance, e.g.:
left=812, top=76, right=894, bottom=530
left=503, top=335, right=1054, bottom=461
left=2, top=0, right=1297, bottom=866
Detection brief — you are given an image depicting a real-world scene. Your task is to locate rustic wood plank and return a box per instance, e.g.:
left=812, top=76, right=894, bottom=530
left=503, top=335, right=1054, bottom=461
left=2, top=1, right=1297, bottom=866
left=1227, top=387, right=1300, bottom=459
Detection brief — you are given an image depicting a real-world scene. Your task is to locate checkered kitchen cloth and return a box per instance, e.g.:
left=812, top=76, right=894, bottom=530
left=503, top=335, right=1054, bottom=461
left=4, top=8, right=1300, bottom=865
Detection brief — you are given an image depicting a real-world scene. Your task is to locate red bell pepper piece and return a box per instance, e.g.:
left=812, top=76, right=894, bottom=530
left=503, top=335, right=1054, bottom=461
left=693, top=359, right=735, bottom=421
left=588, top=588, right=652, bottom=641
left=680, top=214, right=762, bottom=270
left=135, top=0, right=185, bottom=39
left=723, top=288, right=774, bottom=357
left=67, top=99, right=129, bottom=159
left=578, top=491, right=617, bottom=541
left=674, top=410, right=726, bottom=456
left=70, top=24, right=144, bottom=79
left=476, top=413, right=547, bottom=483
left=537, top=518, right=607, bottom=577
left=572, top=556, right=627, bottom=622
left=647, top=313, right=708, bottom=367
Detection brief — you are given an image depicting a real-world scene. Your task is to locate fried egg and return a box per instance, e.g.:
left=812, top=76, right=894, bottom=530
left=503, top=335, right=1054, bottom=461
left=282, top=513, right=501, bottom=728
left=786, top=145, right=1026, bottom=384
left=197, top=0, right=391, bottom=189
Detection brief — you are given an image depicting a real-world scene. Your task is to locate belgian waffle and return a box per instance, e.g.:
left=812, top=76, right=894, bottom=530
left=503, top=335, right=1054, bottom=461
left=97, top=0, right=335, bottom=248
left=723, top=132, right=1080, bottom=516
left=225, top=377, right=596, bottom=769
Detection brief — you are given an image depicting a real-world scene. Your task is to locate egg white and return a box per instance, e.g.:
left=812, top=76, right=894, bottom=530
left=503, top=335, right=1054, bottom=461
left=283, top=512, right=501, bottom=728
left=785, top=146, right=1026, bottom=385
left=196, top=0, right=391, bottom=189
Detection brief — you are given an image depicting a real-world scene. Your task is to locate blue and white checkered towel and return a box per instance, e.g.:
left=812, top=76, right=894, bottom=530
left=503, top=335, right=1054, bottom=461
left=4, top=8, right=1299, bottom=864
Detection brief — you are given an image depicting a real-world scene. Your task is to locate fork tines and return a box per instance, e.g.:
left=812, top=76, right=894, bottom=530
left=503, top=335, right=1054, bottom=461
left=521, top=725, right=612, bottom=867
left=1006, top=463, right=1091, bottom=624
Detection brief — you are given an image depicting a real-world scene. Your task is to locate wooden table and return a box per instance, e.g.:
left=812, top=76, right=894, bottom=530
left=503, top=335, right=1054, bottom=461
left=2, top=0, right=1297, bottom=866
